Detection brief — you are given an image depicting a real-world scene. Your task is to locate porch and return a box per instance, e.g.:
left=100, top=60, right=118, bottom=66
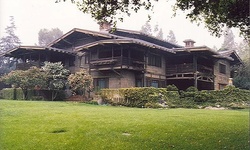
left=90, top=56, right=145, bottom=71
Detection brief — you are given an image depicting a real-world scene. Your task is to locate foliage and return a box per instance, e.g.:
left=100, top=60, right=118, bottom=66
left=174, top=0, right=248, bottom=37
left=1, top=100, right=249, bottom=150
left=233, top=60, right=250, bottom=90
left=57, top=0, right=248, bottom=37
left=0, top=88, right=22, bottom=100
left=185, top=86, right=198, bottom=92
left=0, top=16, right=21, bottom=76
left=220, top=27, right=236, bottom=51
left=140, top=21, right=152, bottom=35
left=0, top=67, right=47, bottom=99
left=57, top=0, right=154, bottom=26
left=101, top=86, right=249, bottom=109
left=68, top=69, right=93, bottom=96
left=101, top=87, right=180, bottom=108
left=166, top=84, right=178, bottom=91
left=42, top=61, right=70, bottom=100
left=38, top=28, right=63, bottom=46
left=140, top=21, right=165, bottom=40
left=236, top=39, right=250, bottom=62
left=166, top=30, right=177, bottom=44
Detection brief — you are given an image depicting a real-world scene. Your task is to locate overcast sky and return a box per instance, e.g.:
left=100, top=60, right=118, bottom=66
left=0, top=0, right=243, bottom=48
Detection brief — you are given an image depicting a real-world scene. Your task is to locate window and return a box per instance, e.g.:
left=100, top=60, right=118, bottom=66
left=148, top=53, right=161, bottom=67
left=151, top=80, right=159, bottom=88
left=135, top=79, right=143, bottom=87
left=94, top=78, right=108, bottom=92
left=219, top=63, right=226, bottom=74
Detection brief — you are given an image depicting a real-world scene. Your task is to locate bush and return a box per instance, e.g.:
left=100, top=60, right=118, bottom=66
left=100, top=86, right=250, bottom=109
left=166, top=84, right=178, bottom=91
left=186, top=86, right=198, bottom=92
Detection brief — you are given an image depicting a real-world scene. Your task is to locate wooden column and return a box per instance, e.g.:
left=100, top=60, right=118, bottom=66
left=143, top=49, right=148, bottom=87
left=193, top=55, right=198, bottom=88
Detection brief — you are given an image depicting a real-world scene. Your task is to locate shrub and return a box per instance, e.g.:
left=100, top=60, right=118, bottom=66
left=100, top=87, right=250, bottom=109
left=186, top=86, right=198, bottom=92
left=166, top=84, right=178, bottom=91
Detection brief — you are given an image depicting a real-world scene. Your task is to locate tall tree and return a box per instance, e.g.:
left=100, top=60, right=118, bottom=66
left=57, top=0, right=249, bottom=37
left=38, top=28, right=63, bottom=46
left=141, top=22, right=164, bottom=40
left=233, top=60, right=250, bottom=90
left=155, top=28, right=164, bottom=40
left=0, top=16, right=21, bottom=76
left=166, top=30, right=177, bottom=44
left=236, top=39, right=250, bottom=61
left=220, top=28, right=236, bottom=51
left=140, top=21, right=152, bottom=35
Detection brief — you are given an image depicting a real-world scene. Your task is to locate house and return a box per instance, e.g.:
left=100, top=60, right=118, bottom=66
left=1, top=23, right=243, bottom=91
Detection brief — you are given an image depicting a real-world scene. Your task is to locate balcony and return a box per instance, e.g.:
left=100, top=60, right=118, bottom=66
left=90, top=57, right=144, bottom=71
left=166, top=63, right=213, bottom=77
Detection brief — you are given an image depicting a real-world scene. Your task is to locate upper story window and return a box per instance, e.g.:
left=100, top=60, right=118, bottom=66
left=219, top=63, right=226, bottom=74
left=148, top=53, right=162, bottom=67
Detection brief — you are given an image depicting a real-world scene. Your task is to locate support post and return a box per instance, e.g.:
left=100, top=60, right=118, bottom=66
left=193, top=55, right=198, bottom=88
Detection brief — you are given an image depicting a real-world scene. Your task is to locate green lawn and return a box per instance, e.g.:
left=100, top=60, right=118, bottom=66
left=0, top=100, right=249, bottom=150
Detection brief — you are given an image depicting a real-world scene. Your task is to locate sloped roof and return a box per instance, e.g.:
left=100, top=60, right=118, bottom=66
left=75, top=38, right=175, bottom=54
left=1, top=46, right=75, bottom=58
left=111, top=28, right=183, bottom=49
left=218, top=50, right=243, bottom=65
left=172, top=46, right=235, bottom=61
left=47, top=28, right=118, bottom=49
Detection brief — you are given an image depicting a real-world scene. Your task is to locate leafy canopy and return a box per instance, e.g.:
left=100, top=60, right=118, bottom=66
left=0, top=67, right=47, bottom=99
left=56, top=0, right=248, bottom=37
left=42, top=61, right=70, bottom=90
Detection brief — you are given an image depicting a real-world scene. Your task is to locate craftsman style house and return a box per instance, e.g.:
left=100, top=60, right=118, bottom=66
left=1, top=24, right=242, bottom=91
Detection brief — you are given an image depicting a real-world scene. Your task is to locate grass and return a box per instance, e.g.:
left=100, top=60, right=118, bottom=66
left=0, top=100, right=249, bottom=150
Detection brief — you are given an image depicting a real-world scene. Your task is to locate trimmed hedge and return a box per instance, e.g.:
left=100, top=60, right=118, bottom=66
left=100, top=86, right=250, bottom=109
left=101, top=87, right=180, bottom=108
left=0, top=88, right=66, bottom=101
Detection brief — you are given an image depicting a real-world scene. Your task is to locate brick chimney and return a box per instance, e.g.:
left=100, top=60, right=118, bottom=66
left=183, top=39, right=195, bottom=47
left=98, top=21, right=112, bottom=32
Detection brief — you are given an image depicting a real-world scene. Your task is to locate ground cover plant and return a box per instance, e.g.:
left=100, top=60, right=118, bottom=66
left=0, top=100, right=249, bottom=150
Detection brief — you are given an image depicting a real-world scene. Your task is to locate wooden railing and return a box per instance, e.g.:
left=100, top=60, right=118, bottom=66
left=90, top=57, right=144, bottom=70
left=166, top=63, right=213, bottom=75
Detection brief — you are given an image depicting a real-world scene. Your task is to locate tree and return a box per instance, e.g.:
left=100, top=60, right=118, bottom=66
left=220, top=28, right=236, bottom=51
left=233, top=60, right=250, bottom=90
left=236, top=39, right=250, bottom=61
left=38, top=28, right=63, bottom=46
left=0, top=67, right=47, bottom=99
left=57, top=0, right=248, bottom=37
left=68, top=69, right=93, bottom=97
left=174, top=0, right=248, bottom=37
left=140, top=21, right=152, bottom=35
left=42, top=62, right=70, bottom=101
left=140, top=22, right=164, bottom=40
left=166, top=30, right=177, bottom=44
left=0, top=16, right=21, bottom=76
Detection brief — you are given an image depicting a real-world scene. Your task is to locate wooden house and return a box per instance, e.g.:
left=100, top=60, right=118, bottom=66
left=1, top=25, right=242, bottom=91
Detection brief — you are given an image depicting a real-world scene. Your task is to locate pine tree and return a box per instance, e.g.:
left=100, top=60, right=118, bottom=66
left=0, top=16, right=21, bottom=76
left=220, top=28, right=236, bottom=51
left=140, top=21, right=152, bottom=35
left=166, top=30, right=177, bottom=44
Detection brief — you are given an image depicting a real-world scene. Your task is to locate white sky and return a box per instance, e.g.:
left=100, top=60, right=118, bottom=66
left=0, top=0, right=244, bottom=48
